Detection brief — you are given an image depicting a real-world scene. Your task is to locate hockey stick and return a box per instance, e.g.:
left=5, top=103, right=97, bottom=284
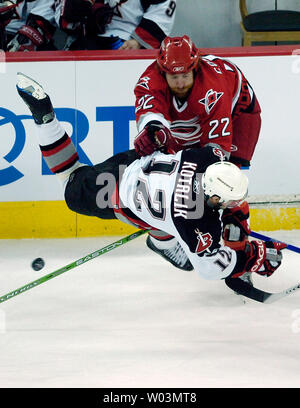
left=0, top=229, right=147, bottom=304
left=250, top=231, right=300, bottom=254
left=225, top=277, right=300, bottom=304
left=225, top=231, right=300, bottom=303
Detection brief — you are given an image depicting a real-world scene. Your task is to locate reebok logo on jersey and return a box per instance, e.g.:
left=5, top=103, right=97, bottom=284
left=193, top=179, right=201, bottom=195
left=199, top=89, right=224, bottom=114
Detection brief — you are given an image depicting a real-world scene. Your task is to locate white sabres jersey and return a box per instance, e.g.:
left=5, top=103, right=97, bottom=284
left=99, top=0, right=176, bottom=48
left=119, top=147, right=237, bottom=280
left=6, top=0, right=60, bottom=35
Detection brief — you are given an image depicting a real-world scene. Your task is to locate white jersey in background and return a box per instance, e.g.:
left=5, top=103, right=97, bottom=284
left=99, top=0, right=176, bottom=48
left=5, top=0, right=60, bottom=36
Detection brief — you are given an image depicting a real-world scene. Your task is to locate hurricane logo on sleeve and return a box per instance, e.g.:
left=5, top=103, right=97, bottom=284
left=212, top=147, right=226, bottom=161
left=199, top=89, right=224, bottom=114
left=135, top=76, right=151, bottom=90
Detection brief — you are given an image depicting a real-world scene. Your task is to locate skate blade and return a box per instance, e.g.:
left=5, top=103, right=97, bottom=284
left=17, top=72, right=46, bottom=100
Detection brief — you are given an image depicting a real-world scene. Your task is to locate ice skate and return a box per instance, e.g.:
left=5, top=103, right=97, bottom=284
left=146, top=235, right=193, bottom=271
left=16, top=72, right=55, bottom=124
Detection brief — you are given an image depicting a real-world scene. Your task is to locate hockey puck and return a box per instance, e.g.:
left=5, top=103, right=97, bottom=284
left=31, top=258, right=45, bottom=271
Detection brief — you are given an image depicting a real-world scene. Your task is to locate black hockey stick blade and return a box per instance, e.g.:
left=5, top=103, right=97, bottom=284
left=225, top=277, right=273, bottom=303
left=225, top=277, right=300, bottom=304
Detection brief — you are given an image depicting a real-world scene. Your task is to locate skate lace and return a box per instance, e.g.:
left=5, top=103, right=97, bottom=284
left=164, top=243, right=188, bottom=267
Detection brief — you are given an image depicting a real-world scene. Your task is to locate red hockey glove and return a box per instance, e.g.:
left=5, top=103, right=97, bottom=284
left=7, top=14, right=55, bottom=51
left=222, top=201, right=250, bottom=250
left=231, top=240, right=287, bottom=278
left=134, top=121, right=173, bottom=157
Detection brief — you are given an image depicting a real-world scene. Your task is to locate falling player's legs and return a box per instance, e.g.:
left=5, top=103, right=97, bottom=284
left=16, top=72, right=137, bottom=220
left=146, top=231, right=193, bottom=271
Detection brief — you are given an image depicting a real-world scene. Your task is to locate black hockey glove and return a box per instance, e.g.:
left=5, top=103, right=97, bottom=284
left=0, top=0, right=17, bottom=26
left=61, top=0, right=94, bottom=23
left=89, top=0, right=115, bottom=34
left=61, top=0, right=115, bottom=34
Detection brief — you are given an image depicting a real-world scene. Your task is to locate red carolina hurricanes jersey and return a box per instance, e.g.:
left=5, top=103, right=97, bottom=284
left=134, top=55, right=258, bottom=155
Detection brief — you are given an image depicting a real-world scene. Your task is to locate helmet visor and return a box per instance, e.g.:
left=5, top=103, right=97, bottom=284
left=221, top=190, right=248, bottom=209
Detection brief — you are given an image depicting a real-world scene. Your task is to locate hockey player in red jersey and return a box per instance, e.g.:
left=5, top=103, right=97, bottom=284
left=16, top=73, right=285, bottom=287
left=134, top=35, right=261, bottom=167
left=134, top=35, right=261, bottom=276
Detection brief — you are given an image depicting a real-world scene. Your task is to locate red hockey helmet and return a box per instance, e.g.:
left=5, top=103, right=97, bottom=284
left=157, top=35, right=199, bottom=74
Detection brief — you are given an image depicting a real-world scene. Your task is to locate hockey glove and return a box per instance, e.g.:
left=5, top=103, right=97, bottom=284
left=134, top=121, right=174, bottom=157
left=90, top=0, right=115, bottom=34
left=231, top=240, right=287, bottom=278
left=60, top=0, right=114, bottom=34
left=0, top=1, right=17, bottom=26
left=61, top=0, right=94, bottom=22
left=222, top=201, right=250, bottom=250
left=7, top=14, right=55, bottom=52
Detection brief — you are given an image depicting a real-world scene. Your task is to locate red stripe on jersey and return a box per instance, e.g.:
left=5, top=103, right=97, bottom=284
left=148, top=232, right=174, bottom=240
left=135, top=26, right=160, bottom=49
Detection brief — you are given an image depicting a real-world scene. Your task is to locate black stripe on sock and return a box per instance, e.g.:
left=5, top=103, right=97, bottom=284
left=39, top=132, right=69, bottom=152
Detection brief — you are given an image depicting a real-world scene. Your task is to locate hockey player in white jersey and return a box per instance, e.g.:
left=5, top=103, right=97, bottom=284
left=16, top=73, right=286, bottom=284
left=58, top=0, right=176, bottom=50
left=1, top=0, right=60, bottom=51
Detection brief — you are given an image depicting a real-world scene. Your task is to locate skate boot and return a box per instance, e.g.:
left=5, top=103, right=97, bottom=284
left=146, top=236, right=193, bottom=271
left=16, top=72, right=55, bottom=124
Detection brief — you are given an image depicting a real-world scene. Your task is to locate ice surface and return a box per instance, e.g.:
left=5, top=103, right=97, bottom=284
left=0, top=230, right=299, bottom=388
